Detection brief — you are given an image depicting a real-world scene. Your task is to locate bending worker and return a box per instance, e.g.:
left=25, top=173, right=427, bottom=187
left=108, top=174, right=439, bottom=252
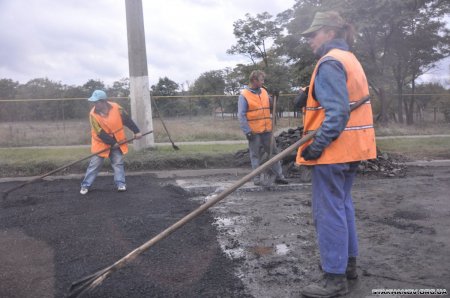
left=80, top=90, right=142, bottom=195
left=296, top=11, right=376, bottom=298
left=238, top=70, right=288, bottom=186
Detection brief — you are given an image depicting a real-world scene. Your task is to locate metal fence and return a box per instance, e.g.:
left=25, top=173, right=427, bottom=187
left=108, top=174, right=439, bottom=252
left=2, top=93, right=449, bottom=148
left=0, top=94, right=301, bottom=147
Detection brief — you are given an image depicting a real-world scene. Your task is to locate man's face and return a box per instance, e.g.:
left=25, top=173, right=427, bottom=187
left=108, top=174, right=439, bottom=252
left=253, top=75, right=264, bottom=88
left=307, top=28, right=335, bottom=54
left=94, top=100, right=108, bottom=113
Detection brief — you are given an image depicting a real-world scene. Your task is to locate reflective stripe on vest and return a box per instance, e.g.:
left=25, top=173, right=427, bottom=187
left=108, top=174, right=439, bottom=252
left=242, top=88, right=272, bottom=133
left=90, top=102, right=128, bottom=158
left=296, top=49, right=377, bottom=165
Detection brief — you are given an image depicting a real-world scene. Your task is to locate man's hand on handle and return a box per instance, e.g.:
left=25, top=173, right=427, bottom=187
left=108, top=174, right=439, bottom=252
left=110, top=132, right=142, bottom=149
left=301, top=143, right=323, bottom=161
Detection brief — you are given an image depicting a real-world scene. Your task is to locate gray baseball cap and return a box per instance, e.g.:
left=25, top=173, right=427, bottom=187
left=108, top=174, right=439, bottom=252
left=301, top=11, right=345, bottom=36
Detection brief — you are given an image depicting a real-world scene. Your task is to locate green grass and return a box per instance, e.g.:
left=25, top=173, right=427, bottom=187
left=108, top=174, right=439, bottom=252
left=0, top=143, right=248, bottom=177
left=0, top=143, right=246, bottom=162
left=1, top=136, right=449, bottom=178
left=375, top=122, right=450, bottom=136
left=0, top=147, right=91, bottom=164
left=376, top=136, right=450, bottom=160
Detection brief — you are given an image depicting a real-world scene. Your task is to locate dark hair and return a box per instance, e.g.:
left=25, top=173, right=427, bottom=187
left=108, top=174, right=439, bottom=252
left=323, top=23, right=355, bottom=47
left=339, top=23, right=356, bottom=47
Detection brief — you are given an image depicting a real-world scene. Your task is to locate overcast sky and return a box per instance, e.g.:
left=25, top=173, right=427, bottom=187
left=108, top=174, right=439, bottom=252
left=0, top=0, right=295, bottom=88
left=1, top=0, right=448, bottom=89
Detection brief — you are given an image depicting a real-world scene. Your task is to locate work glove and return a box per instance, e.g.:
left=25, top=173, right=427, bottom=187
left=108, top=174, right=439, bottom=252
left=134, top=132, right=142, bottom=140
left=246, top=132, right=254, bottom=141
left=301, top=144, right=323, bottom=161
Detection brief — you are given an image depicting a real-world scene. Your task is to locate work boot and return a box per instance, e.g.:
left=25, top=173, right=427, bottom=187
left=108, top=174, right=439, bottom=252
left=346, top=257, right=358, bottom=280
left=301, top=273, right=348, bottom=298
left=253, top=175, right=261, bottom=186
left=318, top=257, right=358, bottom=280
left=275, top=177, right=289, bottom=185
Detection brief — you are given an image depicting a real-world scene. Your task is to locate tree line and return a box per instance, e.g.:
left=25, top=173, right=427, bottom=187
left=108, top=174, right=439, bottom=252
left=1, top=0, right=450, bottom=124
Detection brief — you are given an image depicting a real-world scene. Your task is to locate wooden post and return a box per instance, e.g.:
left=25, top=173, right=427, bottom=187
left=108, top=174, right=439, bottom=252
left=125, top=0, right=154, bottom=149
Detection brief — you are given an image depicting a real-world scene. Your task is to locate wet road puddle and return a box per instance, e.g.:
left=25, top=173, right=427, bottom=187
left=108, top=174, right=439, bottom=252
left=248, top=244, right=289, bottom=257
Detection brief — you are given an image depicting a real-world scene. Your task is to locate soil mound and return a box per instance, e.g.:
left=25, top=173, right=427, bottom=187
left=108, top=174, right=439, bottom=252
left=234, top=127, right=407, bottom=181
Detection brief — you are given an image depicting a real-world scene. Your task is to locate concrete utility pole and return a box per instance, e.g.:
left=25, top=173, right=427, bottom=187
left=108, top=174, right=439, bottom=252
left=125, top=0, right=154, bottom=149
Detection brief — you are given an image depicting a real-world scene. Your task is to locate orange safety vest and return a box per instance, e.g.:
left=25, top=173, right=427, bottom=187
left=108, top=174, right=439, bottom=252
left=242, top=88, right=272, bottom=133
left=90, top=102, right=128, bottom=158
left=296, top=48, right=377, bottom=165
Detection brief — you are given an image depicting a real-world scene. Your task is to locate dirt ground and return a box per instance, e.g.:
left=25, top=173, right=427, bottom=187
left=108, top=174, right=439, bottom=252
left=1, top=162, right=449, bottom=298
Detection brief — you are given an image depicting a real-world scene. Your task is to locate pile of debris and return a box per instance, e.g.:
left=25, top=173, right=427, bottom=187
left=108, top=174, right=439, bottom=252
left=358, top=151, right=407, bottom=178
left=234, top=127, right=407, bottom=181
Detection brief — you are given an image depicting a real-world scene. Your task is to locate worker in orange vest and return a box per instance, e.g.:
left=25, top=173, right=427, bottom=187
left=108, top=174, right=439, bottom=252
left=238, top=70, right=288, bottom=186
left=80, top=90, right=142, bottom=195
left=296, top=11, right=377, bottom=298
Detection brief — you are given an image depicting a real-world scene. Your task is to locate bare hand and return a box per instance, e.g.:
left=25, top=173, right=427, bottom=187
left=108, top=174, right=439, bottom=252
left=134, top=132, right=142, bottom=140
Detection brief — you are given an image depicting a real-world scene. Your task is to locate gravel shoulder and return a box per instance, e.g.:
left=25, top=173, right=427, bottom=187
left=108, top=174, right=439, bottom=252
left=176, top=164, right=450, bottom=297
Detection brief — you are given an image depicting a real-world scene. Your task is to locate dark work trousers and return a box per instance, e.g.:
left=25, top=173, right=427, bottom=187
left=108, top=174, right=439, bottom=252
left=248, top=131, right=284, bottom=182
left=311, top=162, right=359, bottom=274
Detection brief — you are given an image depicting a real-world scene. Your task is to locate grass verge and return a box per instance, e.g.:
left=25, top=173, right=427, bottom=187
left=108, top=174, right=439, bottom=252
left=376, top=136, right=450, bottom=160
left=0, top=143, right=248, bottom=177
left=1, top=136, right=449, bottom=178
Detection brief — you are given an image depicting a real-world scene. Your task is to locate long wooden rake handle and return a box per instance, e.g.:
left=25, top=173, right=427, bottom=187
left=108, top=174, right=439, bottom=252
left=2, top=131, right=153, bottom=198
left=68, top=96, right=370, bottom=297
left=69, top=130, right=316, bottom=298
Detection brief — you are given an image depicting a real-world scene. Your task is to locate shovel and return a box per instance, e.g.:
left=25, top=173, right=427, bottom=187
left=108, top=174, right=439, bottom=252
left=68, top=96, right=370, bottom=297
left=1, top=131, right=154, bottom=199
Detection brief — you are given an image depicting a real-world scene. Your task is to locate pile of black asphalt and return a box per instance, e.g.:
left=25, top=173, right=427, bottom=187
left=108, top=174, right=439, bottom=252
left=234, top=127, right=408, bottom=180
left=0, top=174, right=250, bottom=298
